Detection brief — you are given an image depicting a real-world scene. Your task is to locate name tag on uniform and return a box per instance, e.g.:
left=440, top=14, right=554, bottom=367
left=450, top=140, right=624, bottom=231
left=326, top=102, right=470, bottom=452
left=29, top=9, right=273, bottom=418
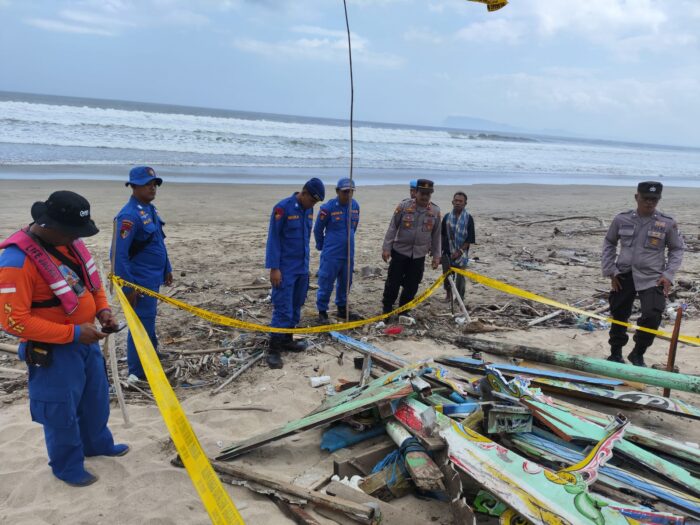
left=288, top=215, right=300, bottom=220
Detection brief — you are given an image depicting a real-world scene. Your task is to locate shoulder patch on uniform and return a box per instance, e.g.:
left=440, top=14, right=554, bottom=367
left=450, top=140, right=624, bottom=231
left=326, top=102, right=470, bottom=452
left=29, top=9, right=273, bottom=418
left=319, top=209, right=328, bottom=219
left=120, top=219, right=134, bottom=239
left=0, top=246, right=27, bottom=269
left=274, top=206, right=285, bottom=220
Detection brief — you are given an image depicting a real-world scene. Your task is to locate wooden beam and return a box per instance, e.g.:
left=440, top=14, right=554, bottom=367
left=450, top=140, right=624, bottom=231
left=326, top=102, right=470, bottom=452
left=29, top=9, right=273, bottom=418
left=209, top=460, right=375, bottom=523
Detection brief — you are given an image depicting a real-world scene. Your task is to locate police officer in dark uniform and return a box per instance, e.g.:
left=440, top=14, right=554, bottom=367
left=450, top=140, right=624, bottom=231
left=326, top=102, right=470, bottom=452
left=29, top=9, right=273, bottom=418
left=112, top=166, right=173, bottom=379
left=381, top=179, right=441, bottom=315
left=266, top=178, right=325, bottom=369
left=601, top=181, right=684, bottom=366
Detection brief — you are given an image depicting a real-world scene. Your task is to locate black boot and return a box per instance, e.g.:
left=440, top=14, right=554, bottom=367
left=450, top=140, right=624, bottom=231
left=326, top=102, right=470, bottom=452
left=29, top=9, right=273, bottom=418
left=266, top=337, right=285, bottom=369
left=607, top=347, right=624, bottom=364
left=337, top=306, right=362, bottom=321
left=627, top=346, right=647, bottom=367
left=283, top=334, right=308, bottom=353
left=266, top=350, right=283, bottom=369
left=318, top=311, right=329, bottom=323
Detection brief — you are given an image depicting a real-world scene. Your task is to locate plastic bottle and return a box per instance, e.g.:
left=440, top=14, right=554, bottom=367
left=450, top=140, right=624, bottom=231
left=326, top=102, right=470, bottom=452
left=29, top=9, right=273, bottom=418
left=309, top=375, right=331, bottom=387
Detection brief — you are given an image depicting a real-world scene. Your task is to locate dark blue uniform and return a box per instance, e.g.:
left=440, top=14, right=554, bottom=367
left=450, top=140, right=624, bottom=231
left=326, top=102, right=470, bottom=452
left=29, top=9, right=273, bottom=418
left=313, top=197, right=359, bottom=312
left=266, top=193, right=313, bottom=342
left=112, top=196, right=171, bottom=378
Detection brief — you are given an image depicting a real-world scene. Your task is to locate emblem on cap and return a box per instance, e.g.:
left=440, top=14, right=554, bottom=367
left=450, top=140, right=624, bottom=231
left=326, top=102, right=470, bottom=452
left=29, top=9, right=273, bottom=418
left=148, top=168, right=155, bottom=177
left=650, top=186, right=656, bottom=192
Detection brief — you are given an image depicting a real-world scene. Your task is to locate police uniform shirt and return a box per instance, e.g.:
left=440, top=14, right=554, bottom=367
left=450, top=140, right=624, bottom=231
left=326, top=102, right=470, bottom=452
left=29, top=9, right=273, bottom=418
left=113, top=196, right=171, bottom=286
left=265, top=193, right=313, bottom=275
left=382, top=199, right=441, bottom=259
left=601, top=209, right=684, bottom=290
left=313, top=198, right=360, bottom=259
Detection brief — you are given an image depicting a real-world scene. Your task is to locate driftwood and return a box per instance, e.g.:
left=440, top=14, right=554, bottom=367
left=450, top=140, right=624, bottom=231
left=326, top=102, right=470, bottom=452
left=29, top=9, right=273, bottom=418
left=519, top=215, right=605, bottom=227
left=0, top=366, right=25, bottom=376
left=210, top=351, right=264, bottom=395
left=209, top=461, right=376, bottom=524
left=193, top=406, right=271, bottom=414
left=0, top=343, right=18, bottom=354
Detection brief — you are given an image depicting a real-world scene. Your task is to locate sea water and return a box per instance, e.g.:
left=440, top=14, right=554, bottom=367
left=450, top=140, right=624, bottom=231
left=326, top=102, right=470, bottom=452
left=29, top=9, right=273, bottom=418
left=1, top=91, right=698, bottom=187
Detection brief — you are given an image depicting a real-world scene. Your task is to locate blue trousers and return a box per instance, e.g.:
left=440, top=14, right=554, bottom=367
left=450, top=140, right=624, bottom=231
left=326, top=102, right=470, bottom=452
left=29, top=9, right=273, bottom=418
left=24, top=341, right=117, bottom=484
left=126, top=291, right=159, bottom=379
left=270, top=272, right=309, bottom=342
left=316, top=257, right=353, bottom=312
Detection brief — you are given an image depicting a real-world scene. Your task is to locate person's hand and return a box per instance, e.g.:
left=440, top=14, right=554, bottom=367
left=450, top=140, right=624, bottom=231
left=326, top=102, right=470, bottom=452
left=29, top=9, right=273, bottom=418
left=610, top=275, right=622, bottom=292
left=382, top=250, right=391, bottom=263
left=657, top=276, right=672, bottom=296
left=78, top=323, right=107, bottom=344
left=126, top=290, right=140, bottom=307
left=431, top=257, right=440, bottom=270
left=451, top=249, right=462, bottom=260
left=164, top=272, right=173, bottom=286
left=97, top=310, right=117, bottom=331
left=270, top=269, right=282, bottom=288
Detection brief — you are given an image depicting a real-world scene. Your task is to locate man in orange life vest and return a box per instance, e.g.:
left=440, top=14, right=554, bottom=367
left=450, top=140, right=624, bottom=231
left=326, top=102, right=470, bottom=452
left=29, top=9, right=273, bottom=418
left=0, top=191, right=128, bottom=487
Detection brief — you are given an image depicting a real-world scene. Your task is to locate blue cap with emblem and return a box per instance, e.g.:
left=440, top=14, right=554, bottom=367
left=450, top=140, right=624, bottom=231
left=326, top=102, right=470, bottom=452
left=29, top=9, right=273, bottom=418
left=336, top=178, right=355, bottom=191
left=303, top=177, right=325, bottom=201
left=637, top=181, right=662, bottom=196
left=127, top=166, right=163, bottom=187
left=410, top=180, right=418, bottom=189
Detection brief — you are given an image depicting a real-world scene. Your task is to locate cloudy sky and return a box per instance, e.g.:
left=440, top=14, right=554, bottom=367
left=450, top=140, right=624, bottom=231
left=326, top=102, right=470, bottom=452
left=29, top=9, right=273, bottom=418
left=1, top=0, right=698, bottom=146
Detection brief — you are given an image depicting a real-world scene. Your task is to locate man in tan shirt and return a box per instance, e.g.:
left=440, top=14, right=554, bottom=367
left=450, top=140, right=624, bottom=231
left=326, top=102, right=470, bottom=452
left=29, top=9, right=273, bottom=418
left=381, top=179, right=441, bottom=315
left=601, top=181, right=684, bottom=366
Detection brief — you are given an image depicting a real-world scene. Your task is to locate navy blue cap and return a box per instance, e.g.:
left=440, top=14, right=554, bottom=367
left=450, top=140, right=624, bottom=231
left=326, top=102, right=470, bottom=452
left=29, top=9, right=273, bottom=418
left=410, top=179, right=418, bottom=189
left=127, top=166, right=163, bottom=187
left=303, top=178, right=325, bottom=201
left=336, top=178, right=355, bottom=191
left=416, top=179, right=434, bottom=192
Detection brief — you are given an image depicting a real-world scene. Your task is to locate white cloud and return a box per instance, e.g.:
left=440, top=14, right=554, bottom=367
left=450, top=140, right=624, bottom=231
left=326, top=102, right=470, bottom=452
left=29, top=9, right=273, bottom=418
left=22, top=0, right=215, bottom=36
left=234, top=26, right=403, bottom=68
left=25, top=17, right=117, bottom=36
left=530, top=0, right=666, bottom=36
left=455, top=18, right=522, bottom=44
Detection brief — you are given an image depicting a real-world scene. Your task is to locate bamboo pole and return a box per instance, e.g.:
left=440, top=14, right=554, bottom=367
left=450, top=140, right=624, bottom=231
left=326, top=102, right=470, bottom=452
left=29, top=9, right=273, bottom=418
left=448, top=275, right=471, bottom=322
left=456, top=336, right=700, bottom=395
left=663, top=306, right=684, bottom=398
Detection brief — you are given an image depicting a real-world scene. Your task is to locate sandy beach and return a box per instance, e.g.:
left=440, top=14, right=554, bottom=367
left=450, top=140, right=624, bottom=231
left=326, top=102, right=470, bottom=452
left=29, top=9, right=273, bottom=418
left=1, top=179, right=699, bottom=524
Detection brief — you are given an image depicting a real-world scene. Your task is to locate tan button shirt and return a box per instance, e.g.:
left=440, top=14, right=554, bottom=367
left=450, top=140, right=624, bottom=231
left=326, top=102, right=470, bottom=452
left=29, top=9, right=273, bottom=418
left=383, top=199, right=441, bottom=259
left=601, top=209, right=684, bottom=290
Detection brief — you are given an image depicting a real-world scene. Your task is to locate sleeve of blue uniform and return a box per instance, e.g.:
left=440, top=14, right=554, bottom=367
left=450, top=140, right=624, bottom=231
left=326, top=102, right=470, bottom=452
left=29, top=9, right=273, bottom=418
left=164, top=247, right=172, bottom=276
left=313, top=207, right=329, bottom=251
left=353, top=202, right=360, bottom=233
left=265, top=206, right=285, bottom=269
left=113, top=213, right=139, bottom=290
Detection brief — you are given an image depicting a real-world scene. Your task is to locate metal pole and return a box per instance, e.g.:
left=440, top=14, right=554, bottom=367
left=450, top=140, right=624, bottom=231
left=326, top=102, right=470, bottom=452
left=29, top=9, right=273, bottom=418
left=663, top=306, right=683, bottom=397
left=342, top=0, right=354, bottom=324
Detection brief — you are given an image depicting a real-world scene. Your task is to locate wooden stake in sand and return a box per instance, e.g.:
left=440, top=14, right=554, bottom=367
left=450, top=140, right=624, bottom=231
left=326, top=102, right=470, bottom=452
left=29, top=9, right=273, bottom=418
left=447, top=274, right=471, bottom=323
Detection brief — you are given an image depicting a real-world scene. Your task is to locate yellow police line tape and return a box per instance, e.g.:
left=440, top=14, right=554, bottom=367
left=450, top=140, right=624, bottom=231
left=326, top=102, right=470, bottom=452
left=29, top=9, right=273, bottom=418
left=452, top=267, right=700, bottom=347
left=110, top=269, right=700, bottom=346
left=110, top=272, right=449, bottom=333
left=114, top=285, right=245, bottom=525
